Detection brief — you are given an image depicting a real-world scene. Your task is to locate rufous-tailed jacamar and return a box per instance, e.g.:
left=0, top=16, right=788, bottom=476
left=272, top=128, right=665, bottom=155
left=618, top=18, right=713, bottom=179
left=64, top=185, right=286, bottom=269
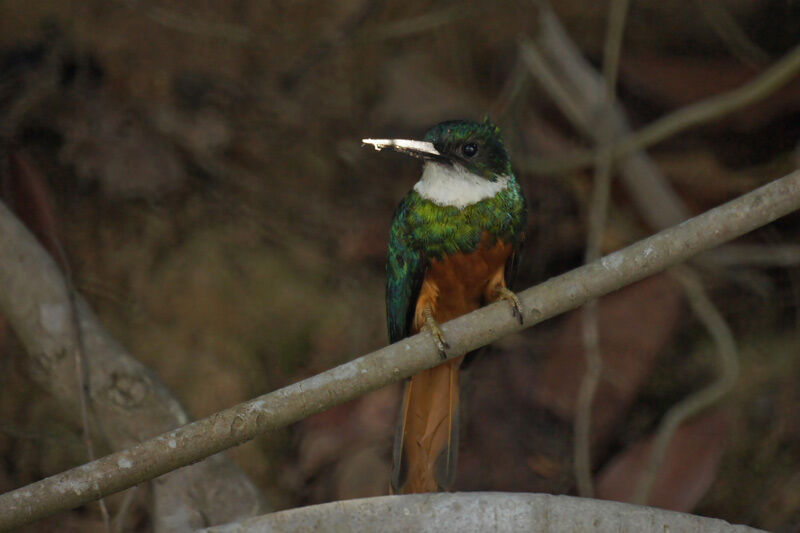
left=364, top=119, right=527, bottom=493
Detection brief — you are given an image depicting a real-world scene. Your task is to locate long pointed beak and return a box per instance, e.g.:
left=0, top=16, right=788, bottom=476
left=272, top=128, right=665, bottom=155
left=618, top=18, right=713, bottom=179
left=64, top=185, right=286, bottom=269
left=362, top=138, right=449, bottom=163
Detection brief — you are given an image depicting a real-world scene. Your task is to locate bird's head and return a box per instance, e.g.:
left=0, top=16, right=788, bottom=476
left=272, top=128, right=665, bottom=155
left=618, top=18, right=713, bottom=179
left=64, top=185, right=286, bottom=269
left=363, top=118, right=512, bottom=182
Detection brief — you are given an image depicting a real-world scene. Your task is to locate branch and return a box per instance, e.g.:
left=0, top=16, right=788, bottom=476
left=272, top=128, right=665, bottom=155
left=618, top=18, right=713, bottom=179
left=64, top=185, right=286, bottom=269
left=575, top=0, right=631, bottom=498
left=704, top=243, right=800, bottom=267
left=696, top=0, right=770, bottom=69
left=615, top=41, right=800, bottom=160
left=520, top=7, right=755, bottom=505
left=521, top=39, right=800, bottom=176
left=2, top=169, right=799, bottom=529
left=0, top=200, right=266, bottom=530
left=631, top=266, right=739, bottom=504
left=520, top=8, right=692, bottom=230
left=521, top=5, right=799, bottom=273
left=112, top=0, right=263, bottom=47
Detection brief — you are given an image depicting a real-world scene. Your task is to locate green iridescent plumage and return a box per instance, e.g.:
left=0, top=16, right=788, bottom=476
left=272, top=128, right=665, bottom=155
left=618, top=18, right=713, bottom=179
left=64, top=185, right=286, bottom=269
left=385, top=120, right=527, bottom=343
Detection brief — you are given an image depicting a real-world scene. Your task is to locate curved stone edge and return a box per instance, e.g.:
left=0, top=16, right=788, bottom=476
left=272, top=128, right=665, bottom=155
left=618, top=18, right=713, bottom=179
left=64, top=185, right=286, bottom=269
left=199, top=492, right=765, bottom=533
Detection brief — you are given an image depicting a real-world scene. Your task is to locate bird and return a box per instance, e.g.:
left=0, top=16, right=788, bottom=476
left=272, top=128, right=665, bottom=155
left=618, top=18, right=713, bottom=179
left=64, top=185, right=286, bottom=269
left=364, top=118, right=527, bottom=494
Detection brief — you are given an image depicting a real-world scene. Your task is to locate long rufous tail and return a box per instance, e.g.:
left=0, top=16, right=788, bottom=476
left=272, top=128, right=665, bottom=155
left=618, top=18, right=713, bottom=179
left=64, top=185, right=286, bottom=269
left=391, top=357, right=461, bottom=493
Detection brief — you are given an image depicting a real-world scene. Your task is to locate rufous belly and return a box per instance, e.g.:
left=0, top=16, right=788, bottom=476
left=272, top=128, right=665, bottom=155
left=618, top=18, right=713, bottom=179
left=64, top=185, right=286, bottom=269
left=412, top=233, right=513, bottom=331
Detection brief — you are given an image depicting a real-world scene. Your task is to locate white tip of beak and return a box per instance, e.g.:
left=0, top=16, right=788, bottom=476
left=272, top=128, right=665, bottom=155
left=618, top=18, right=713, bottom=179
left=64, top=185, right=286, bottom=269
left=361, top=138, right=441, bottom=157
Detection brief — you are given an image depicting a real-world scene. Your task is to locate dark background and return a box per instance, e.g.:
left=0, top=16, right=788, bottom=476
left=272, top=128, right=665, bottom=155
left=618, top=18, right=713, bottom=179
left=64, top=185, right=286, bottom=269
left=1, top=1, right=799, bottom=531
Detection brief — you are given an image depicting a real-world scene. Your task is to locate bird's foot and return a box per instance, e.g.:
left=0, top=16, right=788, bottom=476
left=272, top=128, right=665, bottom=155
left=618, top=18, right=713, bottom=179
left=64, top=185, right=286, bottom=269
left=495, top=287, right=524, bottom=325
left=423, top=307, right=449, bottom=360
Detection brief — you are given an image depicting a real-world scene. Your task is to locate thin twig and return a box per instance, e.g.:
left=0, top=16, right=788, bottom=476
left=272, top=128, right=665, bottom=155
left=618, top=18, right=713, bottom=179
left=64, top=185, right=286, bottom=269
left=57, top=241, right=111, bottom=531
left=696, top=0, right=770, bottom=69
left=112, top=486, right=139, bottom=533
left=526, top=5, right=744, bottom=502
left=704, top=243, right=800, bottom=267
left=618, top=42, right=800, bottom=159
left=1, top=169, right=798, bottom=529
left=522, top=41, right=800, bottom=174
left=114, top=0, right=475, bottom=50
left=574, top=292, right=603, bottom=497
left=112, top=0, right=263, bottom=47
left=2, top=56, right=111, bottom=529
left=517, top=38, right=590, bottom=133
left=489, top=55, right=530, bottom=122
left=361, top=5, right=479, bottom=42
left=601, top=0, right=630, bottom=99
left=280, top=0, right=386, bottom=89
left=575, top=0, right=631, bottom=498
left=631, top=265, right=739, bottom=504
left=521, top=6, right=692, bottom=231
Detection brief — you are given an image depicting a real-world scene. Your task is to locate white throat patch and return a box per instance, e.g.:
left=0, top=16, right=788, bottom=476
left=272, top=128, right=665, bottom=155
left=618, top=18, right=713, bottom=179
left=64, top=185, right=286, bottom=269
left=413, top=162, right=509, bottom=209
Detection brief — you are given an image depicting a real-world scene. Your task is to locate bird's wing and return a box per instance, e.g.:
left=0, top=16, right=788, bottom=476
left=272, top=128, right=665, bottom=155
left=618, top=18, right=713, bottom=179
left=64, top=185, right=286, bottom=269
left=504, top=232, right=525, bottom=289
left=386, top=193, right=427, bottom=344
left=504, top=183, right=527, bottom=288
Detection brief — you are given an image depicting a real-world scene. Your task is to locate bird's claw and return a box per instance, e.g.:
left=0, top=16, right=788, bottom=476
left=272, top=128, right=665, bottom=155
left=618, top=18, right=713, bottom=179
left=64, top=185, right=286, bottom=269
left=423, top=308, right=449, bottom=360
left=495, top=287, right=524, bottom=325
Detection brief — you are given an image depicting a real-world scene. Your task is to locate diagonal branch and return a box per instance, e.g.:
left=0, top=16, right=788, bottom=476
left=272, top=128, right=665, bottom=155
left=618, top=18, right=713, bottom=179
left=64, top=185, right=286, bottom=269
left=1, top=169, right=799, bottom=529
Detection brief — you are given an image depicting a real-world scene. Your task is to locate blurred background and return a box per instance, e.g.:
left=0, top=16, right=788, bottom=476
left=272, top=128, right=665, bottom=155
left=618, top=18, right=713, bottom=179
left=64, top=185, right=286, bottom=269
left=1, top=0, right=799, bottom=531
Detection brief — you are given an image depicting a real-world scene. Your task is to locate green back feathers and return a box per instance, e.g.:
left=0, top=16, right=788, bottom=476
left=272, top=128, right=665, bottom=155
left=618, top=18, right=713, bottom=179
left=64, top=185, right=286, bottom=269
left=386, top=193, right=426, bottom=344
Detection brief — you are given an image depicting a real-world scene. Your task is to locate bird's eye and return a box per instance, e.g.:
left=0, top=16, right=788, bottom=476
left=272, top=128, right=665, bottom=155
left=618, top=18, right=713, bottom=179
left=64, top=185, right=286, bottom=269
left=461, top=142, right=478, bottom=157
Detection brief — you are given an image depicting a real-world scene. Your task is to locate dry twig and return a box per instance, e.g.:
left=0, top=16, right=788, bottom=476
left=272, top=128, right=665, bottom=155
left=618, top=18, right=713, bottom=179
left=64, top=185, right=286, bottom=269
left=523, top=40, right=800, bottom=175
left=575, top=0, right=631, bottom=498
left=520, top=7, right=691, bottom=230
left=522, top=4, right=748, bottom=501
left=632, top=266, right=740, bottom=504
left=696, top=0, right=770, bottom=68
